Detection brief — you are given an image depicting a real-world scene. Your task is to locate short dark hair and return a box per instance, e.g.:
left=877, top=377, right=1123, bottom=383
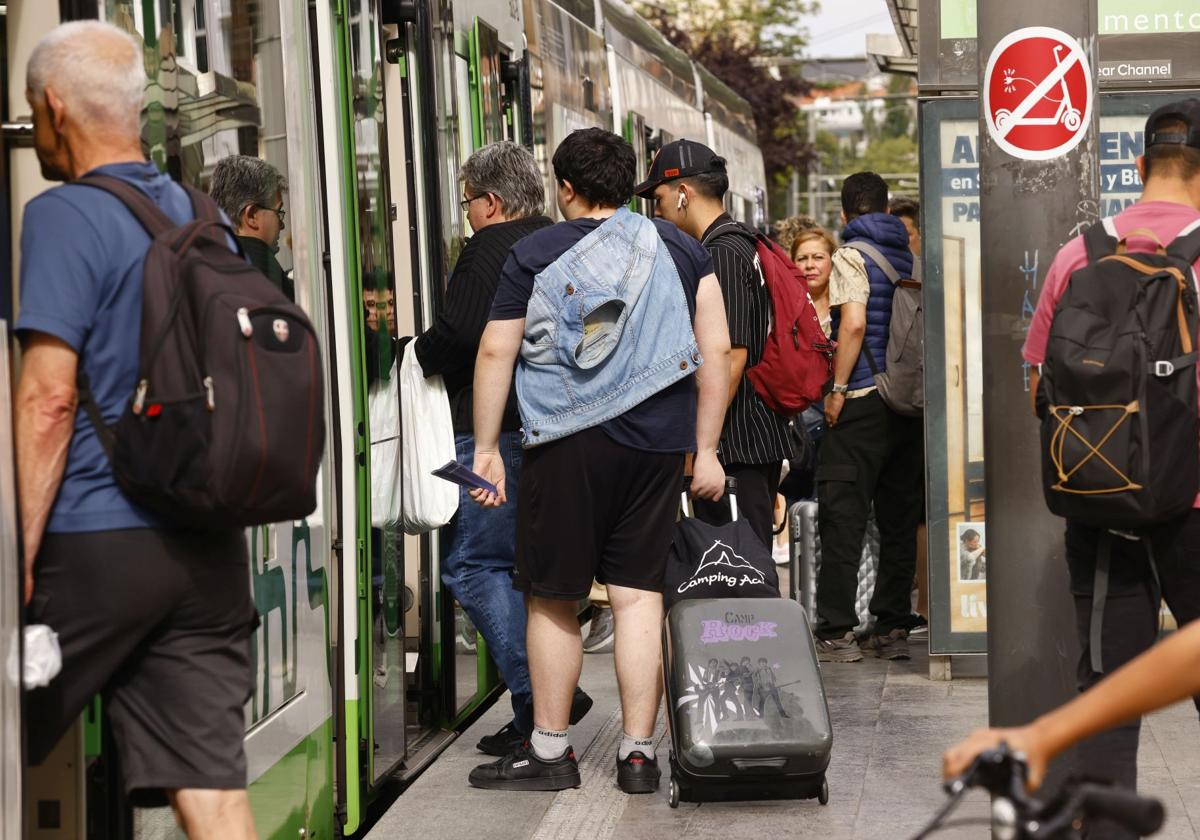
left=552, top=128, right=635, bottom=208
left=841, top=171, right=889, bottom=220
left=961, top=528, right=980, bottom=543
left=681, top=171, right=729, bottom=201
left=889, top=196, right=920, bottom=229
left=1144, top=118, right=1200, bottom=182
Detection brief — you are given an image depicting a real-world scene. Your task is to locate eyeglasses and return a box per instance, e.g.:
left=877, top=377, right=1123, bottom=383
left=256, top=205, right=286, bottom=225
left=460, top=193, right=489, bottom=212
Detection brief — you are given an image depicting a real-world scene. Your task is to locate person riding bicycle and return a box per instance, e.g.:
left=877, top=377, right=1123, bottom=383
left=943, top=619, right=1200, bottom=790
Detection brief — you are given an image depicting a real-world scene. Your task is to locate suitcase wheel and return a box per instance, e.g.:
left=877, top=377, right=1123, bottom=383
left=668, top=776, right=680, bottom=809
left=817, top=775, right=829, bottom=806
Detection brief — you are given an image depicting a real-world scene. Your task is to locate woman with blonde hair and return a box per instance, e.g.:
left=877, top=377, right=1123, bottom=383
left=790, top=225, right=837, bottom=338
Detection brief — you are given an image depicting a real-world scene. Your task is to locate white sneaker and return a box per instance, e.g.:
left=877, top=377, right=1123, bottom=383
left=772, top=539, right=790, bottom=567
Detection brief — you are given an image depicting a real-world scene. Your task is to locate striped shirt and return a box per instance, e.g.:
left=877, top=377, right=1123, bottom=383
left=701, top=214, right=793, bottom=465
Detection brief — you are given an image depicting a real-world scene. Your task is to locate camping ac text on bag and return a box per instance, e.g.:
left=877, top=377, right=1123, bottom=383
left=77, top=175, right=325, bottom=529
left=842, top=241, right=924, bottom=417
left=1038, top=220, right=1200, bottom=529
left=703, top=223, right=833, bottom=415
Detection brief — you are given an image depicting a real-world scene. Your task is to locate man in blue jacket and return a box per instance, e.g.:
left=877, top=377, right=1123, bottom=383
left=814, top=172, right=923, bottom=663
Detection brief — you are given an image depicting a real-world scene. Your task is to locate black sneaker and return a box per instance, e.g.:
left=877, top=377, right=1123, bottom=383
left=616, top=751, right=661, bottom=794
left=469, top=743, right=581, bottom=791
left=862, top=628, right=911, bottom=660
left=476, top=722, right=524, bottom=757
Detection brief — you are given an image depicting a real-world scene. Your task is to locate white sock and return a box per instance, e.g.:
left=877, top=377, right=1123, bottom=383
left=530, top=726, right=569, bottom=761
left=618, top=733, right=655, bottom=761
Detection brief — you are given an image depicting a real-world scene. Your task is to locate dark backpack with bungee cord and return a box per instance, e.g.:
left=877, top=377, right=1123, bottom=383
left=76, top=174, right=325, bottom=530
left=1038, top=219, right=1200, bottom=673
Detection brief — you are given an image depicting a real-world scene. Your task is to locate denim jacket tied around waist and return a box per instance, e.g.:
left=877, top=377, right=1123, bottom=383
left=516, top=208, right=701, bottom=447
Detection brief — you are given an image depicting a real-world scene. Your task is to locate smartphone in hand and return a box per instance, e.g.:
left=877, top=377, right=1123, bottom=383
left=432, top=461, right=499, bottom=496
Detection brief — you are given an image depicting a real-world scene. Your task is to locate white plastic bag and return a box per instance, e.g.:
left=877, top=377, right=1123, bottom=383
left=398, top=341, right=459, bottom=534
left=369, top=357, right=403, bottom=528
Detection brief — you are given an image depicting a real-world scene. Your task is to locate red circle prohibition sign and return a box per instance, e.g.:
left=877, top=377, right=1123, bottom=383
left=983, top=26, right=1093, bottom=161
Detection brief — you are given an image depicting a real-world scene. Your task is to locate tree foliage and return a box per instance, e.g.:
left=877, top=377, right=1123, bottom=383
left=638, top=3, right=814, bottom=179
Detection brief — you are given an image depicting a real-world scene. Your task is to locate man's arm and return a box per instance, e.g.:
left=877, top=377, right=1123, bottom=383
left=944, top=620, right=1200, bottom=790
left=470, top=318, right=524, bottom=506
left=727, top=348, right=747, bottom=406
left=15, top=334, right=79, bottom=604
left=824, top=301, right=866, bottom=426
left=414, top=255, right=492, bottom=377
left=692, top=273, right=732, bottom=501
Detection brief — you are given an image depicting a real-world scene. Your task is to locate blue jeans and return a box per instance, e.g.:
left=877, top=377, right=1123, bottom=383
left=441, top=431, right=532, bottom=733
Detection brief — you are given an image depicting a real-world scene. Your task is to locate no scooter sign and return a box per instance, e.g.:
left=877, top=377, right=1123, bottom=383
left=983, top=26, right=1093, bottom=161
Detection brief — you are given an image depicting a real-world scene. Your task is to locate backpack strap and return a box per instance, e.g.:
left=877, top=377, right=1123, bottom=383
left=1166, top=218, right=1200, bottom=267
left=1083, top=218, right=1118, bottom=263
left=75, top=174, right=176, bottom=239
left=183, top=182, right=225, bottom=224
left=842, top=240, right=902, bottom=284
left=75, top=370, right=116, bottom=462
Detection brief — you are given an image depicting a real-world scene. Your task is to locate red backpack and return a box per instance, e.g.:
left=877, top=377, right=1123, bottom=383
left=705, top=223, right=834, bottom=415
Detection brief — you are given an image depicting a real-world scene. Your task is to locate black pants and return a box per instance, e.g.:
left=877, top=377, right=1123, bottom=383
left=815, top=392, right=924, bottom=638
left=692, top=460, right=782, bottom=552
left=1065, top=510, right=1200, bottom=840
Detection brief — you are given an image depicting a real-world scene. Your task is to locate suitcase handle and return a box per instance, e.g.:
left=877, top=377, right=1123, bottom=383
left=730, top=757, right=787, bottom=772
left=679, top=476, right=738, bottom=521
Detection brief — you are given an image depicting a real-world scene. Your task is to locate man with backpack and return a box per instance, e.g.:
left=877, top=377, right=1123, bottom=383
left=813, top=172, right=922, bottom=663
left=16, top=22, right=285, bottom=839
left=466, top=128, right=730, bottom=793
left=1023, top=101, right=1200, bottom=834
left=638, top=139, right=797, bottom=550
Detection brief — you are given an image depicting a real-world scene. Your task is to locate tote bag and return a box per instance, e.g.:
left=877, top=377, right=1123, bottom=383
left=398, top=342, right=458, bottom=534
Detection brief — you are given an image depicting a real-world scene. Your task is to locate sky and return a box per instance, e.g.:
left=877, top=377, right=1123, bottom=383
left=803, top=0, right=894, bottom=58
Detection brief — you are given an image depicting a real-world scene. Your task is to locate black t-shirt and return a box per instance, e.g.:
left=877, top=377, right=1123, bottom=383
left=490, top=216, right=714, bottom=453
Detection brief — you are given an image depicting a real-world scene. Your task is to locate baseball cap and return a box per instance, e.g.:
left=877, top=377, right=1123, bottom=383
left=633, top=139, right=727, bottom=199
left=1144, top=98, right=1200, bottom=150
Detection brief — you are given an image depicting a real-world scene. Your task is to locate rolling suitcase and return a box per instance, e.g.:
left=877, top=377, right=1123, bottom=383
left=788, top=500, right=879, bottom=634
left=663, top=596, right=832, bottom=807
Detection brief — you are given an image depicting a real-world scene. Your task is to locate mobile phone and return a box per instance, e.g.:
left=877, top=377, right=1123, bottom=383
left=432, top=461, right=499, bottom=495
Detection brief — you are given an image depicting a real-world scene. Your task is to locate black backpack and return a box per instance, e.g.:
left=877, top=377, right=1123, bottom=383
left=1039, top=220, right=1200, bottom=530
left=77, top=175, right=325, bottom=530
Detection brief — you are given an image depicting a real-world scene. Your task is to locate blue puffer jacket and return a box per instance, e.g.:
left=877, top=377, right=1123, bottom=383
left=831, top=213, right=914, bottom=391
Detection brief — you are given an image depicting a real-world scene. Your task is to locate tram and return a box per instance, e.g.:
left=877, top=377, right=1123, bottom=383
left=1, top=0, right=767, bottom=837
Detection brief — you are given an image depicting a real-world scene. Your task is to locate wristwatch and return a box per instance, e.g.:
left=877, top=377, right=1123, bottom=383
left=831, top=383, right=849, bottom=395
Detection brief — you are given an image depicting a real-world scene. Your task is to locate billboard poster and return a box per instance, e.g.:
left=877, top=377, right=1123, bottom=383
left=924, top=97, right=1154, bottom=650
left=927, top=0, right=1200, bottom=88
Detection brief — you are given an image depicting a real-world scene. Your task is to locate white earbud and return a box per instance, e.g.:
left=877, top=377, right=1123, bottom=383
left=676, top=193, right=686, bottom=210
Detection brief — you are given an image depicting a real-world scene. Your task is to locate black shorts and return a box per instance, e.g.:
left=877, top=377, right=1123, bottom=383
left=26, top=528, right=256, bottom=806
left=514, top=426, right=685, bottom=600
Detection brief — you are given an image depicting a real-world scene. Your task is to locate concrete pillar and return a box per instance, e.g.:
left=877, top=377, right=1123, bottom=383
left=976, top=0, right=1097, bottom=772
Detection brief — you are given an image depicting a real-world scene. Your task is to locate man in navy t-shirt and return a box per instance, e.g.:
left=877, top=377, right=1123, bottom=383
left=16, top=22, right=258, bottom=838
left=466, top=128, right=731, bottom=795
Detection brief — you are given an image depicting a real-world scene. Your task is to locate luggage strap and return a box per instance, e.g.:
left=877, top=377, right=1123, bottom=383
left=1090, top=531, right=1161, bottom=674
left=1148, top=351, right=1197, bottom=377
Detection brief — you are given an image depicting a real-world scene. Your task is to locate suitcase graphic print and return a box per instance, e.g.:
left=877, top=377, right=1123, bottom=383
left=663, top=597, right=832, bottom=807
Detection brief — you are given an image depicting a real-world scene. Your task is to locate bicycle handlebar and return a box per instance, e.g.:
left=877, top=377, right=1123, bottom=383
left=913, top=745, right=1166, bottom=839
left=1075, top=783, right=1164, bottom=837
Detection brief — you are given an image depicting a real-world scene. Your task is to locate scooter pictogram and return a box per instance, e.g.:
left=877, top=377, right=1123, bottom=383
left=994, top=45, right=1083, bottom=134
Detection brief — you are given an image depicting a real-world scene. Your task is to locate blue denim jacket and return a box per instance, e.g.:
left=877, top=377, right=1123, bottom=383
left=516, top=208, right=701, bottom=447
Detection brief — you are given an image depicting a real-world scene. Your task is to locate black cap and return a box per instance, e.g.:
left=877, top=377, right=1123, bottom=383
left=633, top=139, right=727, bottom=199
left=1145, top=98, right=1200, bottom=150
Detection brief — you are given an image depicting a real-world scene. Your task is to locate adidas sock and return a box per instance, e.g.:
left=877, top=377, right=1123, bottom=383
left=618, top=733, right=655, bottom=761
left=530, top=726, right=569, bottom=761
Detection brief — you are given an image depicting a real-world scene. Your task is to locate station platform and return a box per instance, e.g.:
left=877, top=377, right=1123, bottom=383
left=366, top=641, right=1200, bottom=840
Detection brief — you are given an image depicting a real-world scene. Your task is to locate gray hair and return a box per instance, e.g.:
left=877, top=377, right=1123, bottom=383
left=460, top=141, right=545, bottom=218
left=209, top=155, right=289, bottom=224
left=27, top=21, right=145, bottom=137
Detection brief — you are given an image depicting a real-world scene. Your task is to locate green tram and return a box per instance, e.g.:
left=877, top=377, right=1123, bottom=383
left=1, top=0, right=767, bottom=837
